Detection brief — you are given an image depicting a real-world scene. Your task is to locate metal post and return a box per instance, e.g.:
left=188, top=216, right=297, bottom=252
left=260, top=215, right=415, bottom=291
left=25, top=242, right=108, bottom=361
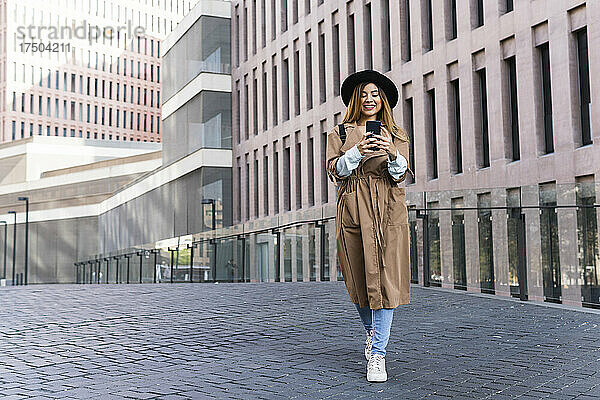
left=239, top=236, right=246, bottom=282
left=189, top=244, right=194, bottom=283
left=153, top=250, right=158, bottom=283
left=18, top=197, right=29, bottom=285
left=138, top=251, right=143, bottom=284
left=210, top=239, right=216, bottom=282
left=170, top=248, right=174, bottom=283
left=105, top=258, right=110, bottom=284
left=212, top=202, right=216, bottom=283
left=115, top=256, right=120, bottom=284
left=517, top=209, right=528, bottom=301
left=0, top=221, right=6, bottom=280
left=125, top=255, right=130, bottom=284
left=8, top=211, right=16, bottom=286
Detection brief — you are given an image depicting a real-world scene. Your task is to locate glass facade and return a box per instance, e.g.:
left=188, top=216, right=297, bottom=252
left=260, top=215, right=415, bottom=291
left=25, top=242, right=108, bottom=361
left=79, top=183, right=600, bottom=310
left=163, top=16, right=232, bottom=101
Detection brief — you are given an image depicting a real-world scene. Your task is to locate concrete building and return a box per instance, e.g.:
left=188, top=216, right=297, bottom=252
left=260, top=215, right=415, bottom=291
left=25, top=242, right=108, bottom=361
left=230, top=0, right=600, bottom=308
left=0, top=0, right=201, bottom=145
left=0, top=137, right=161, bottom=284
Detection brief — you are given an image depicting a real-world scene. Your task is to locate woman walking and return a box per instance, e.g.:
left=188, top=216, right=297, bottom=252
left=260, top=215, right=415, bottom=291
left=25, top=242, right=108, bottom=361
left=325, top=70, right=414, bottom=382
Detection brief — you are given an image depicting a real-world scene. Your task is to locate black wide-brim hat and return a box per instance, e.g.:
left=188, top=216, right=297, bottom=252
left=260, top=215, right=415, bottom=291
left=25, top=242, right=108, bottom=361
left=341, top=69, right=399, bottom=109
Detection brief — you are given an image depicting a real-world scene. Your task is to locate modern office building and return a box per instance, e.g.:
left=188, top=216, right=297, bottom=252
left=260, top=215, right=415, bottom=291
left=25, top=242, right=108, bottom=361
left=230, top=0, right=600, bottom=308
left=74, top=0, right=233, bottom=284
left=0, top=136, right=161, bottom=283
left=0, top=0, right=201, bottom=144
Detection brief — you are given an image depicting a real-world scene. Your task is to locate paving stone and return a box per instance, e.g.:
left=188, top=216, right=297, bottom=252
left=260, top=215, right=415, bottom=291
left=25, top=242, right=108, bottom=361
left=0, top=282, right=599, bottom=398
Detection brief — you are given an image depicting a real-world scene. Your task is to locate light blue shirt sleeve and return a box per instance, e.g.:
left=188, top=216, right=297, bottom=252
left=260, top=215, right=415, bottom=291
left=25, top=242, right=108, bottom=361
left=335, top=144, right=364, bottom=177
left=387, top=151, right=408, bottom=180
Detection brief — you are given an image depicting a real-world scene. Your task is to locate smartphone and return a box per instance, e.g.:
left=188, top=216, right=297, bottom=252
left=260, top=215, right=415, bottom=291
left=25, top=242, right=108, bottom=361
left=365, top=120, right=381, bottom=151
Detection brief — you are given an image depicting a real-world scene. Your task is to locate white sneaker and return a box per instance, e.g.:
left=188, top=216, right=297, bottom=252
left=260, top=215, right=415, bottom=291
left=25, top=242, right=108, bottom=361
left=366, top=354, right=387, bottom=382
left=364, top=330, right=373, bottom=360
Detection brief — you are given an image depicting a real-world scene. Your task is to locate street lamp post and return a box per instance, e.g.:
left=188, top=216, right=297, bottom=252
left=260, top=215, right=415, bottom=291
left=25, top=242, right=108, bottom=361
left=202, top=199, right=216, bottom=282
left=17, top=197, right=29, bottom=285
left=0, top=221, right=6, bottom=281
left=8, top=211, right=16, bottom=286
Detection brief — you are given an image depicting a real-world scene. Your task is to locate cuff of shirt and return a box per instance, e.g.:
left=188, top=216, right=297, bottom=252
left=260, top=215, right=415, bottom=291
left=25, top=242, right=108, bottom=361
left=346, top=144, right=364, bottom=164
left=387, top=151, right=407, bottom=178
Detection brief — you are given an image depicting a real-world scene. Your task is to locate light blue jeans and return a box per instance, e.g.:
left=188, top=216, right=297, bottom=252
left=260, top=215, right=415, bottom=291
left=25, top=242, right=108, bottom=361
left=354, top=303, right=395, bottom=357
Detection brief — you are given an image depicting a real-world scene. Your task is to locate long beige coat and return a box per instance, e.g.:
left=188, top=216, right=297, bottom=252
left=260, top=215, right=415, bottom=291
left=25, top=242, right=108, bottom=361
left=326, top=121, right=414, bottom=310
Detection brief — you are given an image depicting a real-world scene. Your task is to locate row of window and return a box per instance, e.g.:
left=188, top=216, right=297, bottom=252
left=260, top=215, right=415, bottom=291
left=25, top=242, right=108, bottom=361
left=11, top=82, right=160, bottom=114
left=9, top=61, right=161, bottom=89
left=9, top=102, right=160, bottom=132
left=235, top=20, right=591, bottom=169
left=234, top=0, right=514, bottom=68
left=235, top=26, right=591, bottom=221
left=9, top=121, right=160, bottom=143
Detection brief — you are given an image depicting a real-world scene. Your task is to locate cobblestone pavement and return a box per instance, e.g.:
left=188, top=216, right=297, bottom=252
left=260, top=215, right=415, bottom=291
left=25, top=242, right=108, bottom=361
left=0, top=282, right=599, bottom=399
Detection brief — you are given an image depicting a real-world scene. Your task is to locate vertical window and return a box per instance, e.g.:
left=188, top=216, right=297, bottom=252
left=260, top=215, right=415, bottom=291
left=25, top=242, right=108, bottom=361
left=306, top=40, right=313, bottom=110
left=363, top=3, right=372, bottom=69
left=254, top=157, right=259, bottom=217
left=401, top=0, right=412, bottom=61
left=252, top=0, right=257, bottom=54
left=422, top=0, right=433, bottom=52
left=261, top=0, right=266, bottom=47
left=281, top=0, right=287, bottom=32
left=506, top=56, right=520, bottom=160
left=295, top=141, right=302, bottom=209
left=308, top=134, right=315, bottom=206
left=292, top=0, right=298, bottom=24
left=321, top=124, right=328, bottom=203
left=318, top=28, right=326, bottom=103
left=236, top=82, right=241, bottom=143
left=472, top=0, right=484, bottom=28
left=475, top=68, right=490, bottom=168
left=450, top=79, right=462, bottom=173
left=404, top=97, right=416, bottom=183
left=244, top=76, right=249, bottom=138
left=539, top=183, right=561, bottom=302
left=264, top=154, right=269, bottom=215
left=294, top=50, right=300, bottom=116
left=446, top=0, right=457, bottom=40
left=381, top=0, right=391, bottom=71
left=262, top=67, right=268, bottom=130
left=243, top=2, right=248, bottom=60
left=282, top=58, right=289, bottom=121
left=271, top=0, right=276, bottom=41
left=575, top=28, right=591, bottom=146
left=347, top=14, right=356, bottom=73
left=253, top=72, right=259, bottom=134
left=426, top=88, right=437, bottom=179
left=538, top=42, right=553, bottom=154
left=284, top=146, right=291, bottom=211
left=272, top=63, right=278, bottom=125
left=274, top=150, right=279, bottom=213
left=333, top=22, right=341, bottom=95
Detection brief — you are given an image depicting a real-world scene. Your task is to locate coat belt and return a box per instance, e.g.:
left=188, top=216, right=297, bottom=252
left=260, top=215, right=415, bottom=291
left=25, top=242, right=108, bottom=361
left=346, top=174, right=388, bottom=268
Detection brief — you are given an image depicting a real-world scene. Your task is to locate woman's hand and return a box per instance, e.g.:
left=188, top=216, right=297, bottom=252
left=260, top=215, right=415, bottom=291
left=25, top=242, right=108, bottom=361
left=356, top=135, right=379, bottom=156
left=370, top=127, right=397, bottom=160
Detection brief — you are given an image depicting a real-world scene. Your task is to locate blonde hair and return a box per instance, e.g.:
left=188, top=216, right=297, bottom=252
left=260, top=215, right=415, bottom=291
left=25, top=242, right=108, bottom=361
left=341, top=82, right=409, bottom=142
